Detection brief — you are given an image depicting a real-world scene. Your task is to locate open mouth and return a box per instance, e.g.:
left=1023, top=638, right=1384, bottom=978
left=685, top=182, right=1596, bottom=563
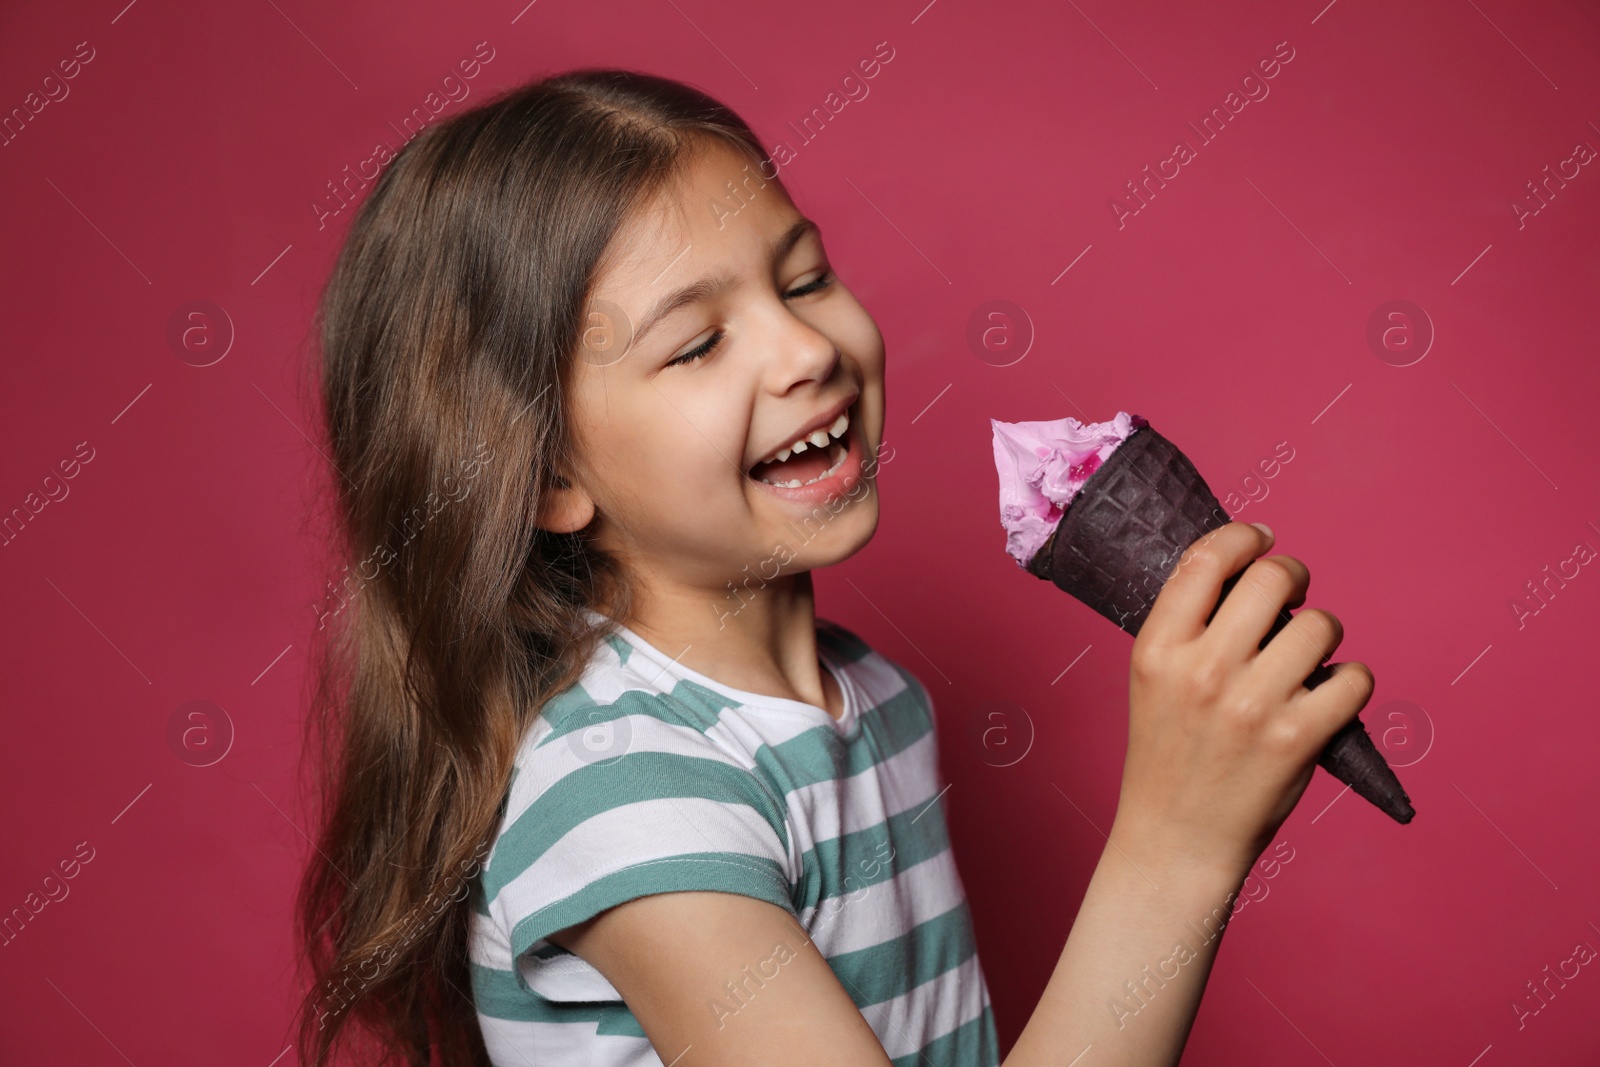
left=748, top=405, right=853, bottom=489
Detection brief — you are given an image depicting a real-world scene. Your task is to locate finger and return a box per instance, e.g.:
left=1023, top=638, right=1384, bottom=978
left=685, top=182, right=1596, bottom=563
left=1201, top=555, right=1310, bottom=661
left=1142, top=522, right=1275, bottom=646
left=1287, top=660, right=1374, bottom=755
left=1256, top=607, right=1344, bottom=699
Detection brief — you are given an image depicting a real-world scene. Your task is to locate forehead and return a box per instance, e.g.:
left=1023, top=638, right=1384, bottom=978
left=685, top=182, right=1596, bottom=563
left=589, top=139, right=799, bottom=300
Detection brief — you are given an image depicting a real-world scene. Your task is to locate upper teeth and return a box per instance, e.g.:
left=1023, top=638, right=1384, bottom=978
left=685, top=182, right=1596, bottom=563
left=772, top=410, right=848, bottom=463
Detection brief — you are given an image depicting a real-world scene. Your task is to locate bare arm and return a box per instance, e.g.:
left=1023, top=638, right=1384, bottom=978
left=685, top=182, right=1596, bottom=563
left=551, top=849, right=1241, bottom=1067
left=550, top=521, right=1372, bottom=1066
left=1007, top=520, right=1372, bottom=1064
left=1001, top=823, right=1247, bottom=1066
left=550, top=891, right=897, bottom=1065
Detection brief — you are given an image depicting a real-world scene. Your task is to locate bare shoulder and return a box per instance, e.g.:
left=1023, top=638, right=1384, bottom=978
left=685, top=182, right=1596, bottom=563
left=550, top=891, right=893, bottom=1066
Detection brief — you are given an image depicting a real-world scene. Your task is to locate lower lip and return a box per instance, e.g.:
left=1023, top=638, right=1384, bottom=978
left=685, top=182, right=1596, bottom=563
left=749, top=407, right=869, bottom=505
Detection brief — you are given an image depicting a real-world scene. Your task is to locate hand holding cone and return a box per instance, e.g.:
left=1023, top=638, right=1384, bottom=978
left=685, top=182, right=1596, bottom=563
left=997, top=415, right=1415, bottom=825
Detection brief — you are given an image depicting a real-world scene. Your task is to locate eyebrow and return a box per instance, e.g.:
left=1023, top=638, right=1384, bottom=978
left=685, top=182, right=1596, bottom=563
left=626, top=217, right=821, bottom=352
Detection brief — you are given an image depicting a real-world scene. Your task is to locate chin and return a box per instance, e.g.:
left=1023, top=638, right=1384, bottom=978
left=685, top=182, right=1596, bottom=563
left=786, top=485, right=880, bottom=569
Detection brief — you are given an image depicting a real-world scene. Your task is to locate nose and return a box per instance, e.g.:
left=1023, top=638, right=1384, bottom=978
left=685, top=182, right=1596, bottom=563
left=763, top=310, right=841, bottom=394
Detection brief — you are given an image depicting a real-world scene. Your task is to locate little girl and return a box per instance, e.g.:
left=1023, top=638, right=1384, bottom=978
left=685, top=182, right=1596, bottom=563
left=295, top=68, right=1372, bottom=1067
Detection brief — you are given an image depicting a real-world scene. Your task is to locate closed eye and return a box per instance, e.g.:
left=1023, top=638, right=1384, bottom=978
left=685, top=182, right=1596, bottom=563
left=665, top=271, right=837, bottom=367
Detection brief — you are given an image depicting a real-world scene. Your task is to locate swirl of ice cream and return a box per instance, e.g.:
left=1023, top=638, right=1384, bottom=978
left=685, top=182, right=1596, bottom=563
left=990, top=411, right=1149, bottom=567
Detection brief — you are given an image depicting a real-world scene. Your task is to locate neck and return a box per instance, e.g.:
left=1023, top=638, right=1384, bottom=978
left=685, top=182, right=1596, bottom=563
left=620, top=568, right=831, bottom=712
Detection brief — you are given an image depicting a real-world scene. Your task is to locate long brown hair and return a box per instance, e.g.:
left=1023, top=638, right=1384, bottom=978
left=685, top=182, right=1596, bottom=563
left=293, top=68, right=784, bottom=1066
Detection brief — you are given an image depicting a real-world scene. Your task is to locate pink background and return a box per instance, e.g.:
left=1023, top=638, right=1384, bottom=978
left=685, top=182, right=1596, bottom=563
left=3, top=0, right=1598, bottom=1063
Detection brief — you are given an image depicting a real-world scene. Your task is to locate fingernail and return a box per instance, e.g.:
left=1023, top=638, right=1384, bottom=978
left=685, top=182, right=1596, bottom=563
left=1250, top=522, right=1273, bottom=541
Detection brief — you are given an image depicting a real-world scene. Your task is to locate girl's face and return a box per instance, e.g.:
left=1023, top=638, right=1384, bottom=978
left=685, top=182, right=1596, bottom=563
left=552, top=140, right=887, bottom=603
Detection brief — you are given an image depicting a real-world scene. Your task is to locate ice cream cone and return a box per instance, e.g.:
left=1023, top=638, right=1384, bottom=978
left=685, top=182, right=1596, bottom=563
left=1017, top=421, right=1415, bottom=825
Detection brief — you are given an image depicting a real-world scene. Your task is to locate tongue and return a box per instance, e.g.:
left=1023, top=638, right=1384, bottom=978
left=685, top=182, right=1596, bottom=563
left=752, top=443, right=835, bottom=485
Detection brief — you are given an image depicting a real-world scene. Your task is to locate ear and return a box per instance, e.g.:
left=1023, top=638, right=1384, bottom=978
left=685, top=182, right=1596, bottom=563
left=535, top=470, right=597, bottom=534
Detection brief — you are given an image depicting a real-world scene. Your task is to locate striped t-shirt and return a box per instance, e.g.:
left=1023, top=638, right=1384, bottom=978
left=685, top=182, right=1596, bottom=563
left=469, top=609, right=999, bottom=1066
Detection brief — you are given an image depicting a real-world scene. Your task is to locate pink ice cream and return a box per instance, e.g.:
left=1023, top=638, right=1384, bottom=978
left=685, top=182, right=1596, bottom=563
left=991, top=412, right=1149, bottom=568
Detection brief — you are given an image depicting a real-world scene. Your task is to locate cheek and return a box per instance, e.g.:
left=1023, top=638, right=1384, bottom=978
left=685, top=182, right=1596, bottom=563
left=842, top=307, right=886, bottom=376
left=573, top=366, right=754, bottom=530
left=824, top=302, right=886, bottom=426
left=620, top=400, right=748, bottom=502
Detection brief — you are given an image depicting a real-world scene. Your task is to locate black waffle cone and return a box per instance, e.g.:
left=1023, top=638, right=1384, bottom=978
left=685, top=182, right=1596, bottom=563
left=1025, top=423, right=1415, bottom=825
